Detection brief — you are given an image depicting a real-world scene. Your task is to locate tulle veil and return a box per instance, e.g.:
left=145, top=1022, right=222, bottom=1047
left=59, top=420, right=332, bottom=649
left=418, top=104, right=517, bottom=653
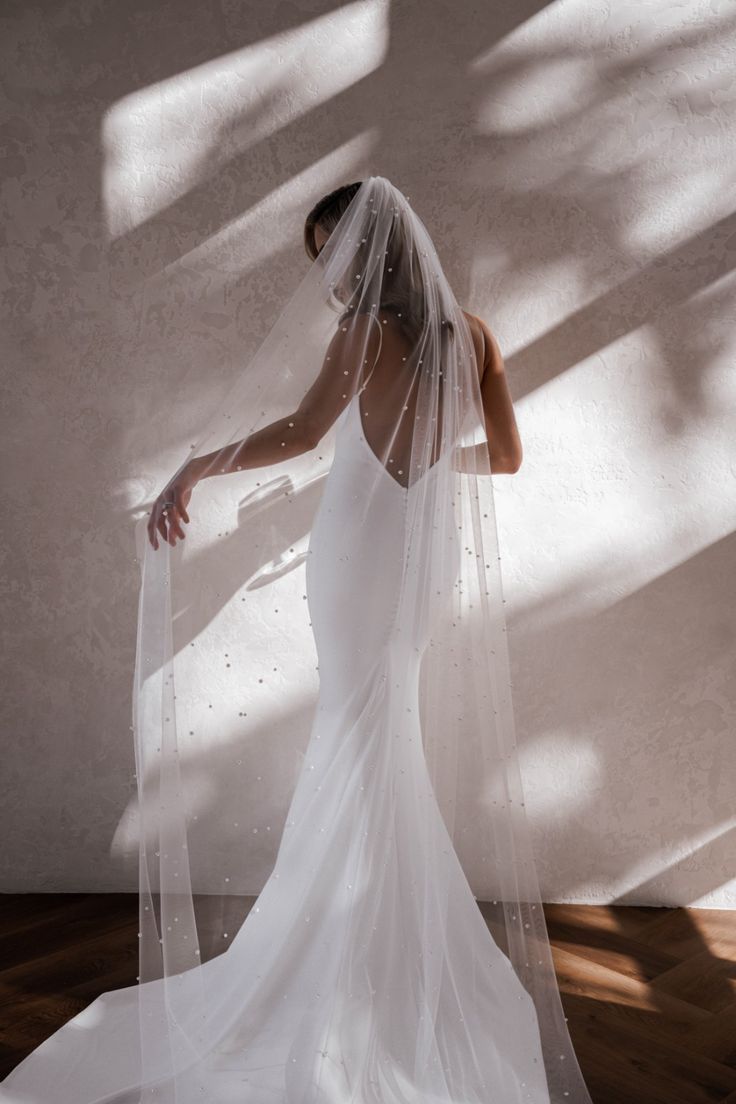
left=0, top=175, right=593, bottom=1104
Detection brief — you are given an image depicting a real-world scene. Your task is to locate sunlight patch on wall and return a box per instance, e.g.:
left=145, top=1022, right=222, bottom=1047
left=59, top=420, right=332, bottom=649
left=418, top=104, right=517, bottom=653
left=101, top=0, right=388, bottom=239
left=609, top=820, right=736, bottom=908
left=519, top=731, right=602, bottom=823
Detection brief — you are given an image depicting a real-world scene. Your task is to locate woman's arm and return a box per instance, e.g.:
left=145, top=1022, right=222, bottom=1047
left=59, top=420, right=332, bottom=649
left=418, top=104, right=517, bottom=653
left=147, top=414, right=317, bottom=550
left=189, top=411, right=317, bottom=483
left=454, top=315, right=522, bottom=476
left=148, top=320, right=370, bottom=550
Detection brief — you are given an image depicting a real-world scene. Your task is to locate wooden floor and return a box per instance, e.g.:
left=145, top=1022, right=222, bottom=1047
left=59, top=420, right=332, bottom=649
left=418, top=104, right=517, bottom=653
left=0, top=895, right=734, bottom=1102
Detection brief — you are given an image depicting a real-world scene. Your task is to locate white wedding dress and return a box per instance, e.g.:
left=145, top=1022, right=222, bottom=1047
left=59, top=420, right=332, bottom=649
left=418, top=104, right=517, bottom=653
left=0, top=391, right=550, bottom=1104
left=2, top=175, right=594, bottom=1104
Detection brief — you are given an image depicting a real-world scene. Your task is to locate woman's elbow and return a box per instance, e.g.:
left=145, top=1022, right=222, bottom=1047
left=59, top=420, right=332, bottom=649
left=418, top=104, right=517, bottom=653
left=495, top=448, right=523, bottom=475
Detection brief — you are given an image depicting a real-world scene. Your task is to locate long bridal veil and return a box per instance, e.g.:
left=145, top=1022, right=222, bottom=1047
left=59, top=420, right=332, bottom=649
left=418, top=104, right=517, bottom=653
left=0, top=176, right=593, bottom=1104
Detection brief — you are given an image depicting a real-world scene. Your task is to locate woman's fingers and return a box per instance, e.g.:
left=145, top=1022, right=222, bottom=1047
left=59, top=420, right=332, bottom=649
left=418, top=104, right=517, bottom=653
left=175, top=486, right=190, bottom=526
left=167, top=506, right=187, bottom=544
left=156, top=510, right=170, bottom=547
left=147, top=505, right=160, bottom=550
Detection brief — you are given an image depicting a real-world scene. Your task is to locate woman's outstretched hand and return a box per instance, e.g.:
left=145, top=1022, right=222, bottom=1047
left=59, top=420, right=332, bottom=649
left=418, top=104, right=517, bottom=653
left=147, top=464, right=198, bottom=551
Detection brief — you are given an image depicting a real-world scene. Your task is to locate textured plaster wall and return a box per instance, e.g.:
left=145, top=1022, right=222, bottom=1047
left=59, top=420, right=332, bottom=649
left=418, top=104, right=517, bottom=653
left=2, top=0, right=735, bottom=906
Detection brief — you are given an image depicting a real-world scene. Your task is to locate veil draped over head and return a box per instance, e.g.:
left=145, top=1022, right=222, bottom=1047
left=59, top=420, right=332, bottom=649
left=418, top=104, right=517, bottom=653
left=0, top=176, right=593, bottom=1104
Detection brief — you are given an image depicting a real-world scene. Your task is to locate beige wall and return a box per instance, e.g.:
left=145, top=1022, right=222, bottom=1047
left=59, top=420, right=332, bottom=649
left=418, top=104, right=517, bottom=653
left=2, top=0, right=734, bottom=906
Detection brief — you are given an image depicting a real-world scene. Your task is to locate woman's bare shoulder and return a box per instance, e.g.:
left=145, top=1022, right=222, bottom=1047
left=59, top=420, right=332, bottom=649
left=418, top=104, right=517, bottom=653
left=461, top=309, right=497, bottom=346
left=461, top=308, right=484, bottom=330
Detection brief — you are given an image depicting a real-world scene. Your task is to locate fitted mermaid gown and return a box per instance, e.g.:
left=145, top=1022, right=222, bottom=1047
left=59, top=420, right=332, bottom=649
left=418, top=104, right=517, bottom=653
left=0, top=392, right=550, bottom=1104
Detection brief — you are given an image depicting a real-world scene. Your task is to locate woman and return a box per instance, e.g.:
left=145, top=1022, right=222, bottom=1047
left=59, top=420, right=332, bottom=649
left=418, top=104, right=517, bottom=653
left=0, top=177, right=593, bottom=1103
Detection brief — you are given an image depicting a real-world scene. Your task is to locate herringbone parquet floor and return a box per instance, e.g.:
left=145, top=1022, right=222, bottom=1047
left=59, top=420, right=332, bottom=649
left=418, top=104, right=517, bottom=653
left=0, top=895, right=734, bottom=1102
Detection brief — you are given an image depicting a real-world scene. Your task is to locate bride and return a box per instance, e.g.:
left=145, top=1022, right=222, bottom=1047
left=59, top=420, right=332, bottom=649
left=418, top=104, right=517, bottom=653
left=0, top=177, right=593, bottom=1104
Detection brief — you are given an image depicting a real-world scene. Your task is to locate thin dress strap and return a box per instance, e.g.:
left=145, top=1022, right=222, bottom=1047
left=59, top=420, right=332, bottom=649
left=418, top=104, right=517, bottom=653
left=356, top=313, right=384, bottom=394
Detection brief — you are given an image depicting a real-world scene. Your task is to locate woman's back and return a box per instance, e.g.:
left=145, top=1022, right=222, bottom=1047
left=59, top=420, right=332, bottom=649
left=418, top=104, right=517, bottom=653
left=338, top=307, right=493, bottom=483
